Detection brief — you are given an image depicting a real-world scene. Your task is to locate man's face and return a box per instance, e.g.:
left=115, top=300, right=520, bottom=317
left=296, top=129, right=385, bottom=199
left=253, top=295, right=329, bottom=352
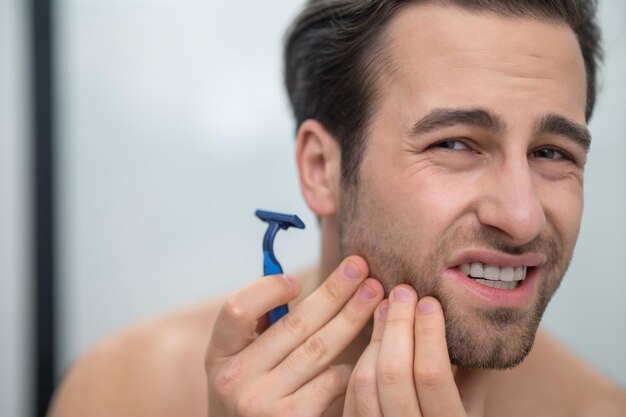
left=339, top=5, right=588, bottom=369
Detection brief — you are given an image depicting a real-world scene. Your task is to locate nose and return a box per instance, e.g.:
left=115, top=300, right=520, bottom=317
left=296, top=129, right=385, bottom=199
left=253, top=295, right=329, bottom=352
left=476, top=158, right=546, bottom=246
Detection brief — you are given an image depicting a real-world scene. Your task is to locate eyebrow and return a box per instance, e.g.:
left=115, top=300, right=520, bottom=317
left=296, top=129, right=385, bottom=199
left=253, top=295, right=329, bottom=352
left=535, top=114, right=591, bottom=152
left=409, top=108, right=591, bottom=152
left=409, top=108, right=506, bottom=137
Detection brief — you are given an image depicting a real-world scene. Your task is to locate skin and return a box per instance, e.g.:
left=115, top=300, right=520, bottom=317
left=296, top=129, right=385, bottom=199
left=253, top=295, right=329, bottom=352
left=48, top=4, right=626, bottom=417
left=337, top=4, right=585, bottom=371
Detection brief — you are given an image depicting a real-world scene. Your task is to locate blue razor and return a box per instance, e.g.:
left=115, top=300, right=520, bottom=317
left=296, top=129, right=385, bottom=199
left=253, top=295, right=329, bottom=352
left=255, top=209, right=305, bottom=324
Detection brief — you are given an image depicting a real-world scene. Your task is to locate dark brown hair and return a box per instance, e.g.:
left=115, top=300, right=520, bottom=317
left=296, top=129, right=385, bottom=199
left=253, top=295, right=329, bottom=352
left=284, top=0, right=602, bottom=186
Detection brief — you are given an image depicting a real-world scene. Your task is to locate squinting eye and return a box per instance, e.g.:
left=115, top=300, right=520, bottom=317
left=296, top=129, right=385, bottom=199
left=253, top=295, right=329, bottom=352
left=434, top=140, right=469, bottom=150
left=530, top=148, right=569, bottom=161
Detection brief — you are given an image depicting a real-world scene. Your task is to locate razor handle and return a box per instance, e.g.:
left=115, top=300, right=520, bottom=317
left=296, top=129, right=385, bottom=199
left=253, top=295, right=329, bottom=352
left=263, top=250, right=289, bottom=324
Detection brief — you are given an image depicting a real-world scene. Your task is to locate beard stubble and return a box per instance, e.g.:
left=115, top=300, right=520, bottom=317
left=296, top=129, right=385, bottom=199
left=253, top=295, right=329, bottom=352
left=338, top=181, right=570, bottom=369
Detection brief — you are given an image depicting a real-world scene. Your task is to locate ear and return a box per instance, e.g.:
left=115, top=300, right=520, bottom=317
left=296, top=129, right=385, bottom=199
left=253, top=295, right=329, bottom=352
left=295, top=119, right=341, bottom=217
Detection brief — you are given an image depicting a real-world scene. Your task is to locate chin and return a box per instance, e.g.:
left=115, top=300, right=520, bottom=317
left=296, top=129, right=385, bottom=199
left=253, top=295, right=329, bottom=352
left=443, top=304, right=542, bottom=370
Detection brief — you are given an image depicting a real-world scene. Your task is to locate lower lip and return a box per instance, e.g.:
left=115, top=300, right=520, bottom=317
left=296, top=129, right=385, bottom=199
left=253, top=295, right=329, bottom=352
left=443, top=267, right=538, bottom=308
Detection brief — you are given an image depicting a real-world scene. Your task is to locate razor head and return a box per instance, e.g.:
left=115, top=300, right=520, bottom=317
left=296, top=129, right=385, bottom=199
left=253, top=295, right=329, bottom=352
left=255, top=209, right=305, bottom=230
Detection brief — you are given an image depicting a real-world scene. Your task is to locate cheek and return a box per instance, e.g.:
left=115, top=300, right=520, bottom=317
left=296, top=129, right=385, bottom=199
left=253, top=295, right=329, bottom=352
left=365, top=166, right=475, bottom=247
left=540, top=180, right=583, bottom=249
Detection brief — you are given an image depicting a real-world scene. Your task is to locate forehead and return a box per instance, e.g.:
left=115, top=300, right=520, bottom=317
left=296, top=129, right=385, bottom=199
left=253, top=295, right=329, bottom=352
left=377, top=4, right=587, bottom=124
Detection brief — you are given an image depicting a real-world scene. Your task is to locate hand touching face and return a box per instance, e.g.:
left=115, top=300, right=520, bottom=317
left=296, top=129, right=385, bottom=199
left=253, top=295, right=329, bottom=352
left=206, top=257, right=384, bottom=417
left=344, top=285, right=491, bottom=417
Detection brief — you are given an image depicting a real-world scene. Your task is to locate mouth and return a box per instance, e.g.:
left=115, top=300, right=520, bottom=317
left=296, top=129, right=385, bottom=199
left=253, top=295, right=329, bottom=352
left=459, top=262, right=531, bottom=290
left=445, top=249, right=546, bottom=307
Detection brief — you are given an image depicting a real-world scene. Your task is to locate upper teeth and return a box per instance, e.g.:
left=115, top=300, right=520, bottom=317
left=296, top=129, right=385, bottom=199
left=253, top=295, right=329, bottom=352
left=460, top=263, right=527, bottom=282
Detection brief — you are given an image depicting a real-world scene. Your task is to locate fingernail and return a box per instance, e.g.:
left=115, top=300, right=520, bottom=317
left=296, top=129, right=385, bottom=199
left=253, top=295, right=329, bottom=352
left=417, top=299, right=437, bottom=314
left=343, top=262, right=361, bottom=280
left=392, top=286, right=412, bottom=301
left=359, top=282, right=378, bottom=300
left=283, top=275, right=296, bottom=291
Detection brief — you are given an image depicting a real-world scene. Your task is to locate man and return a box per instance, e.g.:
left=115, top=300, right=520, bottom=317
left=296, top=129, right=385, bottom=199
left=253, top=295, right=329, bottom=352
left=49, top=0, right=626, bottom=416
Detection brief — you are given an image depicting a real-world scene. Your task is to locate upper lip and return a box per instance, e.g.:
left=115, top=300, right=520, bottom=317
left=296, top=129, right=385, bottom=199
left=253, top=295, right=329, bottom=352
left=447, top=248, right=547, bottom=269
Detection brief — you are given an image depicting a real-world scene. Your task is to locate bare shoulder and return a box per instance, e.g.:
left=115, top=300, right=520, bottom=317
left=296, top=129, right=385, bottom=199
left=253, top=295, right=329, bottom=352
left=48, top=298, right=227, bottom=417
left=487, top=328, right=626, bottom=417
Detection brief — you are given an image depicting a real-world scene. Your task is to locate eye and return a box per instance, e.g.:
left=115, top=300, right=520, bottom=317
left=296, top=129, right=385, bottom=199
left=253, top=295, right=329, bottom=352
left=432, top=140, right=470, bottom=151
left=529, top=147, right=572, bottom=162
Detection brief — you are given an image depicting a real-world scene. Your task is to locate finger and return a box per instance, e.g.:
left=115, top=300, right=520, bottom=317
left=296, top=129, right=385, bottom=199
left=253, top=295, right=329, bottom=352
left=288, top=364, right=352, bottom=417
left=245, top=256, right=371, bottom=370
left=271, top=279, right=384, bottom=392
left=345, top=301, right=388, bottom=417
left=371, top=300, right=388, bottom=342
left=413, top=297, right=465, bottom=416
left=377, top=285, right=421, bottom=417
left=206, top=274, right=300, bottom=360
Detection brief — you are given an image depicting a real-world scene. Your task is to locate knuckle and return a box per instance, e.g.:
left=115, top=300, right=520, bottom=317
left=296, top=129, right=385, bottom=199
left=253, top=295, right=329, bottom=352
left=280, top=311, right=309, bottom=338
left=302, top=335, right=329, bottom=362
left=415, top=365, right=446, bottom=389
left=212, top=359, right=242, bottom=397
left=324, top=367, right=345, bottom=388
left=321, top=277, right=343, bottom=304
left=352, top=366, right=377, bottom=391
left=222, top=297, right=248, bottom=323
left=378, top=357, right=408, bottom=386
left=384, top=312, right=414, bottom=328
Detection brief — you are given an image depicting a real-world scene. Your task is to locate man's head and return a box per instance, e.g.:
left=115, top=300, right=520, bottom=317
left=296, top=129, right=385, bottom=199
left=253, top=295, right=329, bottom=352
left=285, top=0, right=601, bottom=187
left=287, top=1, right=601, bottom=369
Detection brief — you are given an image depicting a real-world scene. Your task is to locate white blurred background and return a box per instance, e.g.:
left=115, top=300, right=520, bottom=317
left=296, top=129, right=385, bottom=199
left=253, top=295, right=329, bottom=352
left=1, top=1, right=625, bottom=416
